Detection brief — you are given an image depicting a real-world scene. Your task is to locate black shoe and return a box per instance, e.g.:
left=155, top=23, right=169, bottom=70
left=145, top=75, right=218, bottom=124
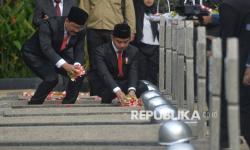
left=62, top=99, right=76, bottom=104
left=28, top=100, right=44, bottom=105
left=101, top=100, right=112, bottom=104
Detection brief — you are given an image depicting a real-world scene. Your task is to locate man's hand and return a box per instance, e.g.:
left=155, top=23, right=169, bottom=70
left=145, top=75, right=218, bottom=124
left=63, top=63, right=85, bottom=81
left=202, top=16, right=212, bottom=25
left=62, top=63, right=77, bottom=74
left=128, top=90, right=137, bottom=99
left=74, top=64, right=85, bottom=76
left=243, top=68, right=250, bottom=86
left=43, top=14, right=49, bottom=20
left=115, top=90, right=126, bottom=102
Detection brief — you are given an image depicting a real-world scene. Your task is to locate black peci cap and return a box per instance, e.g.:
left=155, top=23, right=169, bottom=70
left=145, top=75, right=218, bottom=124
left=113, top=23, right=131, bottom=39
left=67, top=6, right=88, bottom=25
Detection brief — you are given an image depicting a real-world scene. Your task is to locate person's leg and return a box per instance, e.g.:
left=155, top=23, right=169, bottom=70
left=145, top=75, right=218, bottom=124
left=240, top=109, right=250, bottom=146
left=29, top=77, right=58, bottom=104
left=101, top=80, right=127, bottom=104
left=87, top=29, right=112, bottom=69
left=57, top=49, right=85, bottom=104
left=87, top=29, right=111, bottom=96
left=88, top=71, right=103, bottom=96
left=220, top=66, right=229, bottom=148
left=220, top=98, right=229, bottom=148
left=101, top=90, right=116, bottom=104
left=137, top=43, right=158, bottom=84
left=137, top=51, right=148, bottom=81
left=136, top=80, right=149, bottom=97
left=60, top=74, right=69, bottom=91
left=136, top=42, right=150, bottom=81
left=87, top=29, right=106, bottom=70
left=100, top=86, right=116, bottom=104
left=240, top=86, right=250, bottom=146
left=62, top=76, right=84, bottom=104
left=147, top=45, right=159, bottom=86
left=22, top=52, right=58, bottom=104
left=102, top=30, right=112, bottom=43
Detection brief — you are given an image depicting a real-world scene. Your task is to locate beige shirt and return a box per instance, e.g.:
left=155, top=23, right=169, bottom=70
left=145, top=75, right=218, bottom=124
left=79, top=0, right=136, bottom=33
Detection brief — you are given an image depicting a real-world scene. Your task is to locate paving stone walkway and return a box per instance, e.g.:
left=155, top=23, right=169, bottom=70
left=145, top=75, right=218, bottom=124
left=0, top=90, right=209, bottom=150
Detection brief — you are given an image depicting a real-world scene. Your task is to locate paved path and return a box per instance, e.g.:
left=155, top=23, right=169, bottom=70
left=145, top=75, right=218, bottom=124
left=0, top=90, right=209, bottom=150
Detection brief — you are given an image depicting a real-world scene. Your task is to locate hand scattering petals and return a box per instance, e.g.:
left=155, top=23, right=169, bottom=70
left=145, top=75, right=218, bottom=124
left=68, top=64, right=85, bottom=81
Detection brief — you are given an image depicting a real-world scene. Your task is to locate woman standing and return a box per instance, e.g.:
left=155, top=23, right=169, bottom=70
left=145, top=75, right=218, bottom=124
left=134, top=0, right=159, bottom=85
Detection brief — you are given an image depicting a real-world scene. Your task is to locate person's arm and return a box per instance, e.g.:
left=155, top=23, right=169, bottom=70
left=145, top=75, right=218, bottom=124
left=33, top=0, right=47, bottom=27
left=126, top=0, right=136, bottom=39
left=79, top=0, right=90, bottom=14
left=39, top=22, right=63, bottom=65
left=211, top=14, right=220, bottom=25
left=95, top=46, right=119, bottom=91
left=39, top=22, right=78, bottom=74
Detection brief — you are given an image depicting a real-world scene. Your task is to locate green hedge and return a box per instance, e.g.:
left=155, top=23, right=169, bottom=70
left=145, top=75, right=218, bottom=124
left=0, top=0, right=35, bottom=78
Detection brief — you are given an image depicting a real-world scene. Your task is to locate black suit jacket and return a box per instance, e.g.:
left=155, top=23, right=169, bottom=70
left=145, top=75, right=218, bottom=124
left=33, top=0, right=77, bottom=26
left=95, top=42, right=139, bottom=91
left=22, top=17, right=85, bottom=65
left=220, top=0, right=250, bottom=78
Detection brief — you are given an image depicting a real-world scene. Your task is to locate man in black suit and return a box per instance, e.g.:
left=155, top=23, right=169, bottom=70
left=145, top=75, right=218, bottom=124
left=95, top=23, right=146, bottom=103
left=33, top=0, right=77, bottom=27
left=33, top=0, right=77, bottom=90
left=220, top=0, right=250, bottom=146
left=22, top=7, right=88, bottom=104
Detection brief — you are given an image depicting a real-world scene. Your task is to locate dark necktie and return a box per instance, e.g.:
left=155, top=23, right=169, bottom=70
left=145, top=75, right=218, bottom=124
left=60, top=34, right=70, bottom=51
left=55, top=0, right=61, bottom=16
left=117, top=51, right=124, bottom=77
